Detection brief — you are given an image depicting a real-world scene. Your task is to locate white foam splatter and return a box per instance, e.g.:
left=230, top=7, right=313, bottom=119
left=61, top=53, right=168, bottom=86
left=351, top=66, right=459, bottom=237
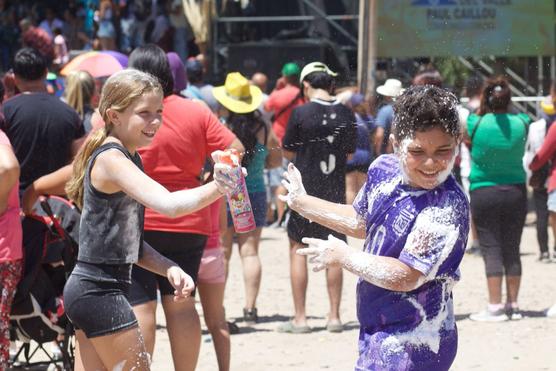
left=366, top=175, right=401, bottom=214
left=380, top=205, right=460, bottom=354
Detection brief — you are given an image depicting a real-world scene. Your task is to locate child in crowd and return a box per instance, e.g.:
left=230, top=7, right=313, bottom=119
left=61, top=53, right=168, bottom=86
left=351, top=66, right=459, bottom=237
left=62, top=69, right=238, bottom=370
left=0, top=128, right=22, bottom=367
left=214, top=72, right=282, bottom=324
left=281, top=85, right=469, bottom=370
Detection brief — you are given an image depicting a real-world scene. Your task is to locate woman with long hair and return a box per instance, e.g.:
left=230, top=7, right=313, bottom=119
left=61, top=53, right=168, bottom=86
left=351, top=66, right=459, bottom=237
left=467, top=76, right=530, bottom=322
left=63, top=69, right=237, bottom=370
left=64, top=70, right=96, bottom=133
left=213, top=72, right=282, bottom=325
left=126, top=45, right=244, bottom=371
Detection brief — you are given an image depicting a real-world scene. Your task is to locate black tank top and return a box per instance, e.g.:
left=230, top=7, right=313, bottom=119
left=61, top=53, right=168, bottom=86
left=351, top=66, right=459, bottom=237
left=77, top=142, right=145, bottom=264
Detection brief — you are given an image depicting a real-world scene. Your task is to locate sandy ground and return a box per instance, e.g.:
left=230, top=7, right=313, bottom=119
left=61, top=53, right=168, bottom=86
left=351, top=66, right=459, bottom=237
left=148, top=215, right=556, bottom=371
left=10, top=213, right=555, bottom=370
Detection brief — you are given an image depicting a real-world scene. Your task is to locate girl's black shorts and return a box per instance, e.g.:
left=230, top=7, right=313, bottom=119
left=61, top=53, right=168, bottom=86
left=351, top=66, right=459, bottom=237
left=64, top=261, right=137, bottom=338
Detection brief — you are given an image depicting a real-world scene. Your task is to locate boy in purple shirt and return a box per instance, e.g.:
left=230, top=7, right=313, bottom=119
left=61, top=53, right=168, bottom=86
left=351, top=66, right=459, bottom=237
left=280, top=85, right=469, bottom=370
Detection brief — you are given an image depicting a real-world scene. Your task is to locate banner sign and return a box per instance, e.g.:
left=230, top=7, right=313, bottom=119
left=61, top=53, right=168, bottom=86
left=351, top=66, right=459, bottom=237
left=376, top=0, right=554, bottom=57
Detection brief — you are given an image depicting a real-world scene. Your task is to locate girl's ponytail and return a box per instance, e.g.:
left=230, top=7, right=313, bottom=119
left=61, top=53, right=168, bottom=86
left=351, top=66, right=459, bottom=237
left=65, top=127, right=108, bottom=208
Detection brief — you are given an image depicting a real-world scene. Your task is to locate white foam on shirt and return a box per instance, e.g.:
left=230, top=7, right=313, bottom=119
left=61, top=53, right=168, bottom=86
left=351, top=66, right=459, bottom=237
left=366, top=175, right=401, bottom=214
left=381, top=204, right=460, bottom=354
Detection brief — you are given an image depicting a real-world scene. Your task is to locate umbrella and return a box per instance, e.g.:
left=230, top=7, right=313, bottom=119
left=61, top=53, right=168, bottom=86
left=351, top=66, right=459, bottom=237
left=60, top=51, right=124, bottom=78
left=100, top=50, right=129, bottom=68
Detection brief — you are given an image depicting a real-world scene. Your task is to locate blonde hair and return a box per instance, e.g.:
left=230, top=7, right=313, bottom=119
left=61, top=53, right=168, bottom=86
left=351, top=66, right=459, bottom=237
left=64, top=70, right=95, bottom=118
left=66, top=69, right=162, bottom=208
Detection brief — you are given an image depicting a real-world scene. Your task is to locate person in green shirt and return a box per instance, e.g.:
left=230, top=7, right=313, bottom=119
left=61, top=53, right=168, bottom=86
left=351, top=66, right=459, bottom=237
left=466, top=76, right=530, bottom=322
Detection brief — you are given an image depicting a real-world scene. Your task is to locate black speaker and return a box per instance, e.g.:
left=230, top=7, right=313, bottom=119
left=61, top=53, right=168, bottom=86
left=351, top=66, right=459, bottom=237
left=226, top=38, right=345, bottom=83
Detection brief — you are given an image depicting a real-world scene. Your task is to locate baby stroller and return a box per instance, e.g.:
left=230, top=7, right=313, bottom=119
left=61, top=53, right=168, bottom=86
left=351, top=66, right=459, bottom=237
left=9, top=196, right=80, bottom=370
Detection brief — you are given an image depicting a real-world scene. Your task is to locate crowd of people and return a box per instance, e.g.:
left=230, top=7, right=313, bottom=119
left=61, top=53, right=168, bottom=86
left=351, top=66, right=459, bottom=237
left=1, top=7, right=556, bottom=369
left=0, top=0, right=198, bottom=72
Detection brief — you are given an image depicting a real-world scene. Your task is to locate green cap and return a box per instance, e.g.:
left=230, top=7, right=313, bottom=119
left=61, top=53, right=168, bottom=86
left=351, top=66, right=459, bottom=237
left=281, top=62, right=301, bottom=77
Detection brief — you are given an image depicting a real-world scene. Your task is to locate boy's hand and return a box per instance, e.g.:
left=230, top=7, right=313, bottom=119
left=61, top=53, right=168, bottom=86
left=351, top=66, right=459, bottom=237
left=167, top=266, right=195, bottom=302
left=278, top=163, right=306, bottom=208
left=297, top=235, right=349, bottom=272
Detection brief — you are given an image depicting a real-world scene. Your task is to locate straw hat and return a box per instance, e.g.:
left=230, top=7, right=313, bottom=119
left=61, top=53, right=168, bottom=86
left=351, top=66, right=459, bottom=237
left=376, top=79, right=404, bottom=97
left=213, top=72, right=263, bottom=114
left=541, top=95, right=555, bottom=115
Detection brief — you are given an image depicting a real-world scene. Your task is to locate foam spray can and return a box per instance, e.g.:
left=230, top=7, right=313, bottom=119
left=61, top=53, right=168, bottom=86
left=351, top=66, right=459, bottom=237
left=219, top=149, right=256, bottom=233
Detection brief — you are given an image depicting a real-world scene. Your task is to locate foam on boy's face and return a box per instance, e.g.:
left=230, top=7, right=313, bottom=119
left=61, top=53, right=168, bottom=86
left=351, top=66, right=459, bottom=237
left=394, top=127, right=458, bottom=190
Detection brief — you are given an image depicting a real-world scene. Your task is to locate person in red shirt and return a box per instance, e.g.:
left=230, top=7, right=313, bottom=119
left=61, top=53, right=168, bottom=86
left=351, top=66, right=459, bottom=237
left=265, top=62, right=303, bottom=143
left=264, top=62, right=304, bottom=226
left=530, top=84, right=556, bottom=255
left=127, top=45, right=244, bottom=370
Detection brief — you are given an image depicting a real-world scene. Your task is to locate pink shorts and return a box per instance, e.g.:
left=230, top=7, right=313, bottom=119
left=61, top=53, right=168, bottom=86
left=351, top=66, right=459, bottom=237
left=197, top=247, right=226, bottom=284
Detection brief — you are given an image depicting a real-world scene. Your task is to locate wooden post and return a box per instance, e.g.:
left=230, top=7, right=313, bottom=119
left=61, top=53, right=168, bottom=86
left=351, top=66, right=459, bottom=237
left=357, top=0, right=377, bottom=100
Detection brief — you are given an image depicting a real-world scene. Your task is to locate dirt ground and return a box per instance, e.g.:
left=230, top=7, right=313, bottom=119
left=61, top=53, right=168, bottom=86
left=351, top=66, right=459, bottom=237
left=149, top=215, right=556, bottom=371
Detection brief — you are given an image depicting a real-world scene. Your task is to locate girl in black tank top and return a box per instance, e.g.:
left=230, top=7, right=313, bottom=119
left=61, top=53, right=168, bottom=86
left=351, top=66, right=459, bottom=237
left=63, top=69, right=238, bottom=370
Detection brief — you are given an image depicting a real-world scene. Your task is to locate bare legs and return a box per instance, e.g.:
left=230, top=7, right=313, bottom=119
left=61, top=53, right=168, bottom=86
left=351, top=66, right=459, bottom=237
left=222, top=227, right=263, bottom=311
left=198, top=281, right=230, bottom=371
left=288, top=239, right=342, bottom=326
left=73, top=327, right=149, bottom=371
left=132, top=297, right=201, bottom=371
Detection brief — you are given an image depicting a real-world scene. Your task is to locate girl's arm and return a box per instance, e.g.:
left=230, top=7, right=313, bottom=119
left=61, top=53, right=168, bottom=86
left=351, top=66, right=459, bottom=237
left=265, top=127, right=282, bottom=169
left=21, top=165, right=73, bottom=214
left=136, top=241, right=194, bottom=301
left=0, top=144, right=20, bottom=215
left=95, top=149, right=236, bottom=218
left=279, top=163, right=366, bottom=239
left=298, top=235, right=425, bottom=292
left=530, top=123, right=556, bottom=171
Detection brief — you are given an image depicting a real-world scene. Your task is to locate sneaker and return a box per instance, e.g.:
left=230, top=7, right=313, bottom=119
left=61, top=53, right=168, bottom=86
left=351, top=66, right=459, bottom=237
left=469, top=308, right=508, bottom=322
left=546, top=303, right=556, bottom=317
left=243, top=307, right=258, bottom=325
left=276, top=320, right=312, bottom=334
left=465, top=245, right=481, bottom=256
left=505, top=305, right=523, bottom=320
left=539, top=252, right=550, bottom=262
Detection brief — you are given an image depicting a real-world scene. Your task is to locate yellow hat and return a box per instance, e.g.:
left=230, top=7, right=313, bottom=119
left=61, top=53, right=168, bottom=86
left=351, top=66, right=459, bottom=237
left=212, top=72, right=263, bottom=114
left=541, top=95, right=555, bottom=115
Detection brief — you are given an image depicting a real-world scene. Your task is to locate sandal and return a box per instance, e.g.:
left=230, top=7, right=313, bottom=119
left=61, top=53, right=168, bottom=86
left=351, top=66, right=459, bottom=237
left=226, top=321, right=240, bottom=335
left=276, top=320, right=311, bottom=334
left=326, top=320, right=343, bottom=333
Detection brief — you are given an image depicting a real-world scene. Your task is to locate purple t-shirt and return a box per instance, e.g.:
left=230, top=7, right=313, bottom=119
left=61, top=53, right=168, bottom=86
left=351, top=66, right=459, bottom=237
left=353, top=154, right=469, bottom=351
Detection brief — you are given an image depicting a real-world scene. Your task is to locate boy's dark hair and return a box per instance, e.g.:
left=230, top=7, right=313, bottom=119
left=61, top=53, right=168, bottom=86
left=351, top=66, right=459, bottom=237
left=13, top=48, right=47, bottom=81
left=129, top=44, right=174, bottom=97
left=392, top=85, right=460, bottom=141
left=303, top=71, right=334, bottom=92
left=477, top=75, right=511, bottom=115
